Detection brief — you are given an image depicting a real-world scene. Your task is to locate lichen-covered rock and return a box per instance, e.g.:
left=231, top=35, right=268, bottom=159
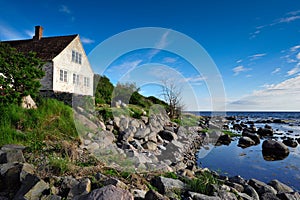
left=152, top=176, right=185, bottom=194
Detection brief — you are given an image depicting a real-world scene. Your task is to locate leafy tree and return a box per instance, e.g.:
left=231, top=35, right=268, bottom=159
left=94, top=74, right=114, bottom=104
left=112, top=82, right=139, bottom=105
left=0, top=43, right=45, bottom=105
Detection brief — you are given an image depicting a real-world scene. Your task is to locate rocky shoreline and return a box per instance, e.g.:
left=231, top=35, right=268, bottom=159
left=1, top=111, right=299, bottom=200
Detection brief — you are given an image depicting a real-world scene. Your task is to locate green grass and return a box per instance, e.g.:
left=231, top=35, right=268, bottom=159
left=222, top=130, right=241, bottom=137
left=0, top=99, right=78, bottom=151
left=173, top=113, right=202, bottom=127
left=186, top=171, right=220, bottom=195
left=161, top=172, right=178, bottom=179
left=49, top=155, right=70, bottom=175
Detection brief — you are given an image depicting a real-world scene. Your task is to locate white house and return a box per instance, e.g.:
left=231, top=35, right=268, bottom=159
left=3, top=26, right=94, bottom=96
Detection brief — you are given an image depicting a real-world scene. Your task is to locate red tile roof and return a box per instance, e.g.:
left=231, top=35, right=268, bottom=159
left=2, top=34, right=78, bottom=61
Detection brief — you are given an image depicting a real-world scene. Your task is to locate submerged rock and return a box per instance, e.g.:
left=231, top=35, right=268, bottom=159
left=238, top=136, right=255, bottom=148
left=262, top=139, right=289, bottom=160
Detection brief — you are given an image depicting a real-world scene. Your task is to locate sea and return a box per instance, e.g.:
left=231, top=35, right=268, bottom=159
left=190, top=111, right=300, bottom=191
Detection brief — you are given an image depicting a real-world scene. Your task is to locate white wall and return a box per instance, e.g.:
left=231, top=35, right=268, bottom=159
left=52, top=36, right=94, bottom=96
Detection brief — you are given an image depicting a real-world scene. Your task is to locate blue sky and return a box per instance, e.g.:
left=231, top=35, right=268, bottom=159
left=1, top=0, right=300, bottom=111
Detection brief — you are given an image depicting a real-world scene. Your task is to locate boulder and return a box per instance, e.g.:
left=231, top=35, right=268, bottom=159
left=238, top=137, right=255, bottom=148
left=68, top=178, right=91, bottom=199
left=262, top=140, right=289, bottom=159
left=260, top=192, right=280, bottom=200
left=78, top=185, right=133, bottom=200
left=21, top=95, right=37, bottom=109
left=233, top=124, right=243, bottom=131
left=24, top=180, right=49, bottom=200
left=0, top=145, right=25, bottom=164
left=257, top=128, right=273, bottom=137
left=188, top=191, right=221, bottom=200
left=103, top=178, right=127, bottom=190
left=134, top=128, right=150, bottom=140
left=142, top=141, right=157, bottom=151
left=158, top=130, right=178, bottom=141
left=244, top=185, right=259, bottom=200
left=248, top=179, right=277, bottom=195
left=218, top=190, right=238, bottom=200
left=145, top=190, right=169, bottom=200
left=242, top=130, right=260, bottom=144
left=277, top=192, right=300, bottom=200
left=151, top=176, right=185, bottom=194
left=282, top=139, right=298, bottom=148
left=217, top=134, right=231, bottom=145
left=268, top=179, right=294, bottom=193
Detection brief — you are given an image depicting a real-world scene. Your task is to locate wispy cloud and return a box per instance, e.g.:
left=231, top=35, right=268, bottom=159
left=287, top=65, right=300, bottom=76
left=0, top=23, right=23, bottom=40
left=163, top=57, right=177, bottom=63
left=81, top=36, right=94, bottom=44
left=233, top=65, right=252, bottom=76
left=184, top=75, right=206, bottom=85
left=25, top=30, right=34, bottom=38
left=228, top=75, right=300, bottom=111
left=290, top=45, right=300, bottom=52
left=250, top=10, right=300, bottom=39
left=107, top=60, right=143, bottom=74
left=59, top=5, right=71, bottom=14
left=148, top=30, right=170, bottom=60
left=297, top=52, right=300, bottom=60
left=248, top=53, right=266, bottom=61
left=271, top=67, right=281, bottom=74
left=236, top=59, right=243, bottom=63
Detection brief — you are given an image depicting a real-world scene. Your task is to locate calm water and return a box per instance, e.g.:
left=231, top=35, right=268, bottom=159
left=195, top=111, right=300, bottom=191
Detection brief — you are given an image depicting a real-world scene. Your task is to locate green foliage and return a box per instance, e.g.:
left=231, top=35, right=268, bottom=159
left=0, top=99, right=78, bottom=149
left=112, top=82, right=139, bottom=104
left=161, top=172, right=178, bottom=179
left=0, top=43, right=45, bottom=105
left=49, top=155, right=70, bottom=175
left=186, top=171, right=220, bottom=195
left=174, top=113, right=202, bottom=127
left=103, top=168, right=118, bottom=176
left=222, top=130, right=240, bottom=137
left=94, top=75, right=114, bottom=105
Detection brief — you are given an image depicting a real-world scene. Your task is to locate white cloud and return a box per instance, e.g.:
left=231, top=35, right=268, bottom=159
left=288, top=10, right=300, bottom=16
left=0, top=23, right=24, bottom=40
left=148, top=30, right=170, bottom=60
left=81, top=37, right=94, bottom=44
left=290, top=45, right=300, bottom=52
left=184, top=75, right=206, bottom=85
left=248, top=53, right=266, bottom=61
left=287, top=66, right=300, bottom=76
left=228, top=75, right=300, bottom=111
left=236, top=59, right=243, bottom=63
left=107, top=60, right=142, bottom=74
left=25, top=30, right=34, bottom=37
left=278, top=16, right=300, bottom=23
left=297, top=52, right=300, bottom=60
left=163, top=57, right=177, bottom=63
left=59, top=5, right=71, bottom=14
left=271, top=67, right=281, bottom=74
left=233, top=65, right=252, bottom=76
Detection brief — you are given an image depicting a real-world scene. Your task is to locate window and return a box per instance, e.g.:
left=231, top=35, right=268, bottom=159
left=60, top=70, right=68, bottom=82
left=84, top=77, right=90, bottom=87
left=73, top=73, right=80, bottom=85
left=71, top=50, right=82, bottom=64
left=72, top=51, right=75, bottom=62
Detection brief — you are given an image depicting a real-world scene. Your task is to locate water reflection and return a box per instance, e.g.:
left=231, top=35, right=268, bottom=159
left=262, top=150, right=289, bottom=161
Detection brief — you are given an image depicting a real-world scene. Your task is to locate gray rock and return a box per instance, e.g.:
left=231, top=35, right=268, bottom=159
left=152, top=176, right=185, bottom=194
left=248, top=179, right=277, bottom=195
left=143, top=141, right=157, bottom=151
left=260, top=192, right=280, bottom=200
left=218, top=191, right=238, bottom=200
left=134, top=128, right=150, bottom=139
left=238, top=137, right=255, bottom=148
left=158, top=130, right=178, bottom=141
left=277, top=192, right=300, bottom=200
left=132, top=189, right=146, bottom=199
left=268, top=179, right=294, bottom=193
left=257, top=128, right=273, bottom=136
left=188, top=191, right=221, bottom=200
left=103, top=178, right=127, bottom=190
left=229, top=175, right=247, bottom=186
left=237, top=192, right=254, bottom=200
left=244, top=185, right=259, bottom=200
left=262, top=139, right=289, bottom=156
left=80, top=185, right=134, bottom=200
left=145, top=190, right=169, bottom=200
left=225, top=181, right=244, bottom=192
left=148, top=132, right=158, bottom=143
left=0, top=145, right=25, bottom=164
left=242, top=131, right=260, bottom=144
left=68, top=178, right=91, bottom=199
left=24, top=180, right=49, bottom=200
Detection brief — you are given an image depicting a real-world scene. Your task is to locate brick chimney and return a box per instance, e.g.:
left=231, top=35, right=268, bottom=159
left=33, top=26, right=43, bottom=40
